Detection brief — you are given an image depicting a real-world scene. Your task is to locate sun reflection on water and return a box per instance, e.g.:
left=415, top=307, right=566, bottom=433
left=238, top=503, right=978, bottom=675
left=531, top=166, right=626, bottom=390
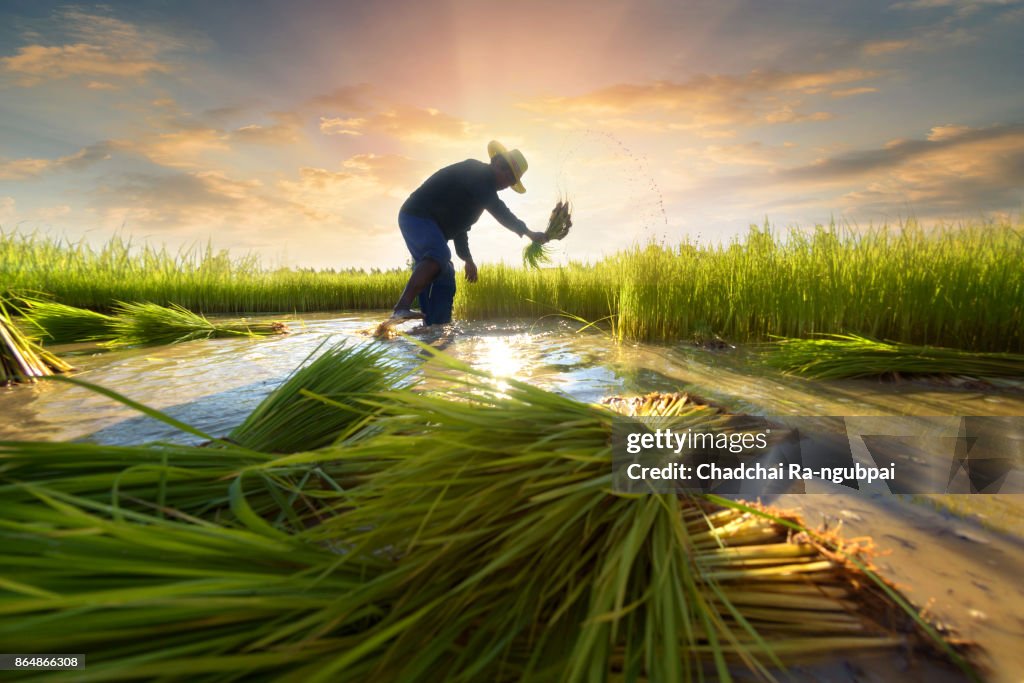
left=472, top=334, right=533, bottom=393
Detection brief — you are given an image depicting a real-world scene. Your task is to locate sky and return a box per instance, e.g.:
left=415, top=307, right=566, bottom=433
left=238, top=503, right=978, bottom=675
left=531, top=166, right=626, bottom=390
left=1, top=0, right=1022, bottom=269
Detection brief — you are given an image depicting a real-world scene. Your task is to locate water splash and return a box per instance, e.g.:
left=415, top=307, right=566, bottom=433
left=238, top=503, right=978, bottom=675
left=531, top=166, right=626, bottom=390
left=553, top=129, right=671, bottom=240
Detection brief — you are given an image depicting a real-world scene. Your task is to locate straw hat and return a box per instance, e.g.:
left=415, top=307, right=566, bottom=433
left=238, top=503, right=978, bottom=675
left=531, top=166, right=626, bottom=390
left=487, top=140, right=528, bottom=193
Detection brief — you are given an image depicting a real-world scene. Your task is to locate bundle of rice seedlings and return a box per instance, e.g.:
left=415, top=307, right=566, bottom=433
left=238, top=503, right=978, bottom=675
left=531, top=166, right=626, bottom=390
left=0, top=489, right=391, bottom=681
left=228, top=340, right=409, bottom=454
left=523, top=199, right=572, bottom=269
left=0, top=298, right=73, bottom=385
left=764, top=334, right=1024, bottom=379
left=106, top=301, right=290, bottom=347
left=285, top=350, right=974, bottom=681
left=0, top=342, right=406, bottom=527
left=0, top=439, right=273, bottom=520
left=0, top=343, right=976, bottom=681
left=18, top=298, right=117, bottom=344
left=600, top=390, right=717, bottom=417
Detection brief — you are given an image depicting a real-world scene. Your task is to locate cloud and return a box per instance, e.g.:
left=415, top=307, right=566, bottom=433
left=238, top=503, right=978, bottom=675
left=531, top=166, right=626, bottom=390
left=79, top=153, right=430, bottom=266
left=518, top=69, right=878, bottom=133
left=82, top=154, right=424, bottom=250
left=861, top=39, right=915, bottom=56
left=830, top=87, right=879, bottom=98
left=311, top=85, right=479, bottom=143
left=0, top=7, right=193, bottom=86
left=231, top=113, right=303, bottom=145
left=277, top=154, right=428, bottom=222
left=91, top=169, right=308, bottom=240
left=866, top=1, right=1019, bottom=56
left=890, top=0, right=1022, bottom=13
left=861, top=26, right=973, bottom=55
left=767, top=123, right=1024, bottom=217
left=319, top=117, right=369, bottom=136
left=0, top=143, right=112, bottom=180
left=697, top=141, right=798, bottom=168
left=85, top=80, right=119, bottom=90
left=781, top=123, right=1023, bottom=180
left=926, top=124, right=972, bottom=140
left=114, top=129, right=230, bottom=168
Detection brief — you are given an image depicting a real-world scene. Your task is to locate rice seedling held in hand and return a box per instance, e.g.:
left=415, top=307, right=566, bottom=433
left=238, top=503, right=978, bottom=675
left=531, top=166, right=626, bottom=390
left=0, top=296, right=73, bottom=385
left=763, top=334, right=1024, bottom=379
left=18, top=297, right=117, bottom=344
left=105, top=301, right=290, bottom=347
left=523, top=199, right=572, bottom=269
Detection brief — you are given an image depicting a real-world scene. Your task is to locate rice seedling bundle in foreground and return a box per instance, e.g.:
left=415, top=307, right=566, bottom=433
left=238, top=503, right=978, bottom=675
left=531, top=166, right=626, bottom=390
left=0, top=343, right=976, bottom=680
left=523, top=199, right=572, bottom=268
left=0, top=340, right=403, bottom=527
left=228, top=340, right=409, bottom=453
left=292, top=351, right=970, bottom=681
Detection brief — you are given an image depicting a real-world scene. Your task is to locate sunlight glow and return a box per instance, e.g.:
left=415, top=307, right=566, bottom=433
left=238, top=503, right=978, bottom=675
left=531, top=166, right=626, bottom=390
left=473, top=335, right=531, bottom=391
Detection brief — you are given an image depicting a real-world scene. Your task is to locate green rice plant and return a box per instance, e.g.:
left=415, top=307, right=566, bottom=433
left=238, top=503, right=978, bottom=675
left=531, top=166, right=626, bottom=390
left=762, top=334, right=1024, bottom=379
left=4, top=221, right=1022, bottom=352
left=0, top=297, right=73, bottom=385
left=106, top=301, right=289, bottom=347
left=523, top=199, right=572, bottom=269
left=228, top=340, right=410, bottom=454
left=0, top=229, right=409, bottom=314
left=18, top=297, right=117, bottom=343
left=603, top=223, right=1024, bottom=351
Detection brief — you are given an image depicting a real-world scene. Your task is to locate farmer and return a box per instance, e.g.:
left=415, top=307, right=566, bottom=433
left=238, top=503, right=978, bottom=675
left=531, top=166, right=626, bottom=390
left=389, top=140, right=548, bottom=325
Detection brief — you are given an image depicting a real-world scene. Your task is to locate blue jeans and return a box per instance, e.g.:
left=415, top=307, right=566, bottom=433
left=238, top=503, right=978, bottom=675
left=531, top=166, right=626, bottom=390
left=399, top=212, right=456, bottom=326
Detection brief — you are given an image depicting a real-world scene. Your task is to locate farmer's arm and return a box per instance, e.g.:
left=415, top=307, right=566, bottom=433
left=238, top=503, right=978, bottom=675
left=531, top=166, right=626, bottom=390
left=486, top=198, right=548, bottom=244
left=453, top=233, right=478, bottom=283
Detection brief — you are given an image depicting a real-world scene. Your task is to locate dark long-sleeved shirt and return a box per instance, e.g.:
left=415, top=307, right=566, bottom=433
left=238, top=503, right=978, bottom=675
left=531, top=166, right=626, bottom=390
left=400, top=159, right=527, bottom=261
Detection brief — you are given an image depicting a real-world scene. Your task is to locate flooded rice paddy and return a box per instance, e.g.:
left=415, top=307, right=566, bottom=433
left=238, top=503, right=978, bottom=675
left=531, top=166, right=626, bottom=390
left=1, top=312, right=1022, bottom=682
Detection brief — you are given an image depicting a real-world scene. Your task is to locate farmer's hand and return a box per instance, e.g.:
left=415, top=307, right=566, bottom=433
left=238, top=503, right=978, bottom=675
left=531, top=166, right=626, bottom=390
left=526, top=230, right=548, bottom=244
left=465, top=259, right=478, bottom=283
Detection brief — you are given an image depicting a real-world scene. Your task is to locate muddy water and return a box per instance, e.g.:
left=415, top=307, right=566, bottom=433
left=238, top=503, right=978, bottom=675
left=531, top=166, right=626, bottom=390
left=1, top=312, right=1022, bottom=682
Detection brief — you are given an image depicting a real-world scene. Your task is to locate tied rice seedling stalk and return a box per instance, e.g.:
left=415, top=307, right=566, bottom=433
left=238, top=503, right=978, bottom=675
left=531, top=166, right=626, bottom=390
left=0, top=439, right=282, bottom=523
left=1, top=341, right=410, bottom=526
left=0, top=296, right=73, bottom=385
left=600, top=391, right=718, bottom=417
left=18, top=297, right=117, bottom=344
left=228, top=340, right=410, bottom=454
left=106, top=301, right=290, bottom=347
left=763, top=334, right=1024, bottom=379
left=523, top=199, right=572, bottom=269
left=0, top=489, right=393, bottom=681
